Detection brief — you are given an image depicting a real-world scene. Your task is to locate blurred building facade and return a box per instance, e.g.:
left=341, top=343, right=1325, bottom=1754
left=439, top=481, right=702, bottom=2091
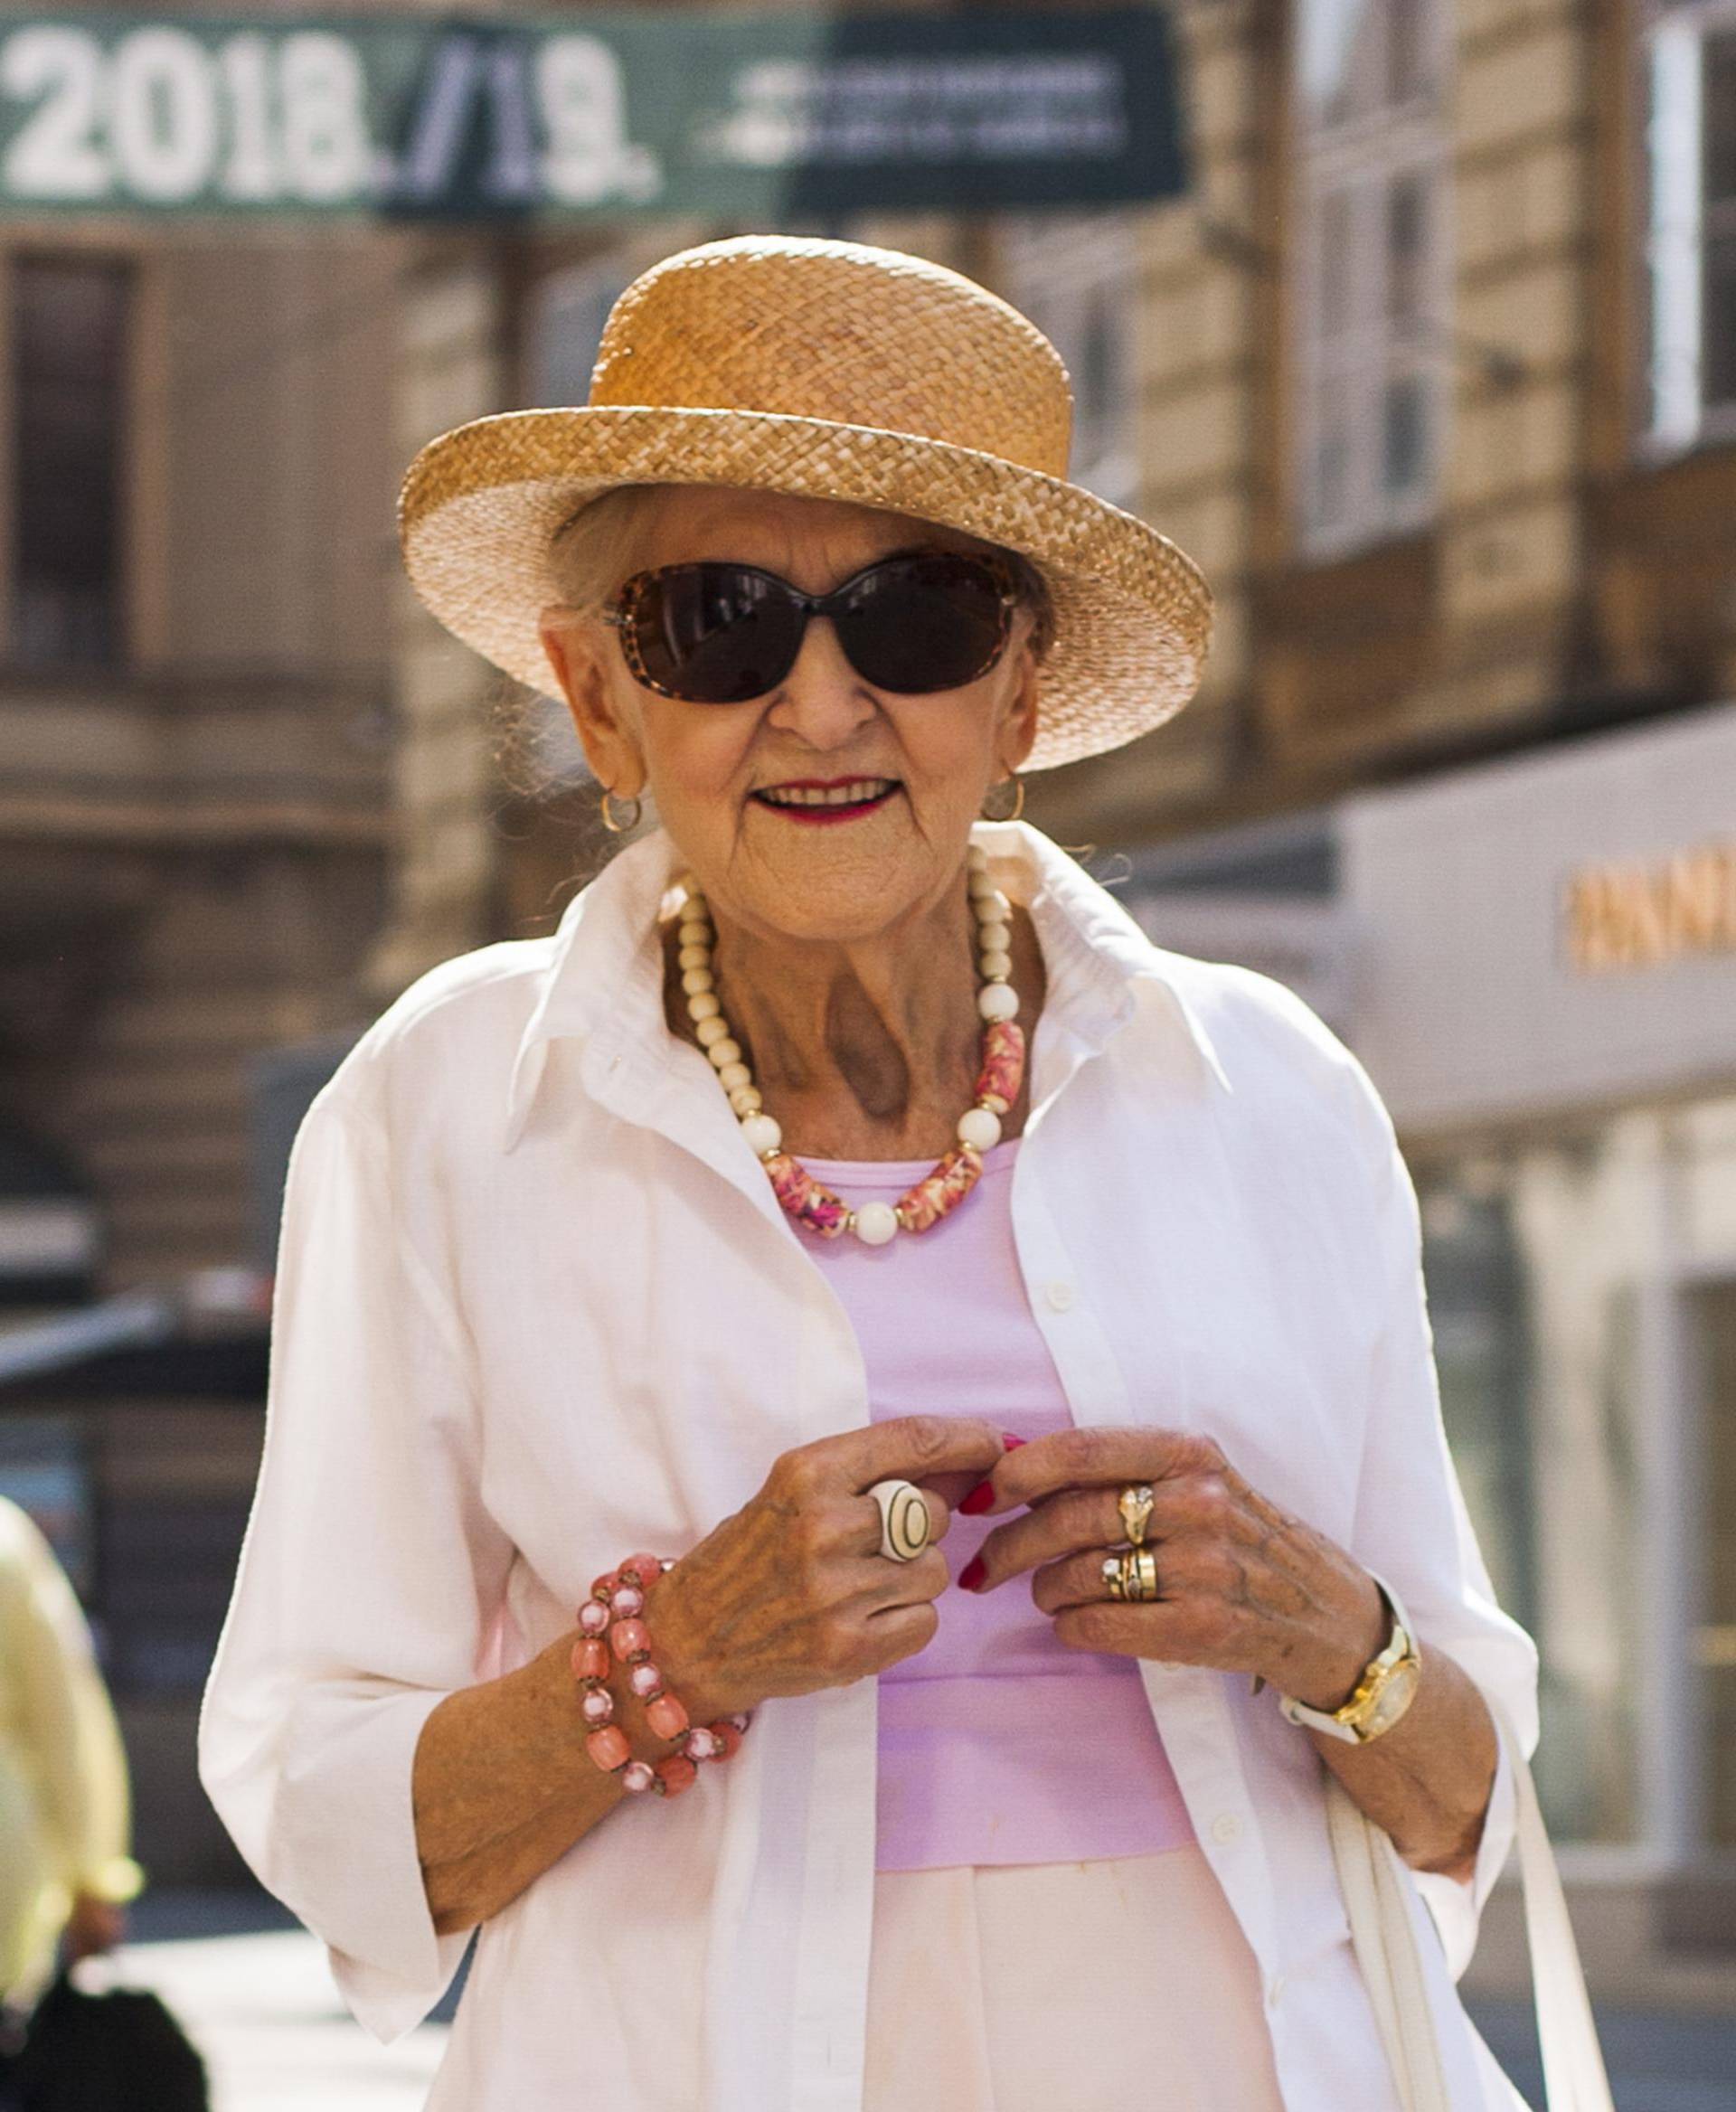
left=0, top=220, right=403, bottom=1877
left=2, top=0, right=1732, bottom=2009
left=1005, top=0, right=1736, bottom=2008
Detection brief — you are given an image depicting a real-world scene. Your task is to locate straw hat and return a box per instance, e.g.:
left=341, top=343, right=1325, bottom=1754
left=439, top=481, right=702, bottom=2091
left=396, top=233, right=1212, bottom=773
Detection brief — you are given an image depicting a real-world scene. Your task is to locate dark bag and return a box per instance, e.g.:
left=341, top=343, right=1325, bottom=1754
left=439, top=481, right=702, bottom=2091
left=0, top=1966, right=208, bottom=2112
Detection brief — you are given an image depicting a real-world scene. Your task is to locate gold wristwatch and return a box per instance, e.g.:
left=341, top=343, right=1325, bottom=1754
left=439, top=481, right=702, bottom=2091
left=1273, top=1572, right=1421, bottom=1744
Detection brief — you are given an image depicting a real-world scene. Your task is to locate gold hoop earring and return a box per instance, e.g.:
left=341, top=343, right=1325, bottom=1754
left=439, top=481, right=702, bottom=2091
left=980, top=775, right=1025, bottom=824
left=599, top=787, right=643, bottom=834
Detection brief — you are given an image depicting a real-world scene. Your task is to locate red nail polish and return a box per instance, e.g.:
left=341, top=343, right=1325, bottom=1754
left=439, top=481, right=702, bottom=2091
left=958, top=1481, right=995, bottom=1514
left=958, top=1555, right=986, bottom=1591
left=1001, top=1432, right=1027, bottom=1450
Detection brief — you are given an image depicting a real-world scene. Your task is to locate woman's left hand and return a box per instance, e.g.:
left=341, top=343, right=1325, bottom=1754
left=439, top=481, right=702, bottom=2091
left=961, top=1427, right=1389, bottom=1711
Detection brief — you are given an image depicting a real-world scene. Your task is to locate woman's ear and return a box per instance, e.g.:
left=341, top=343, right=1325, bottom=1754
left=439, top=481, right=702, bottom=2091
left=998, top=626, right=1042, bottom=775
left=539, top=605, right=646, bottom=797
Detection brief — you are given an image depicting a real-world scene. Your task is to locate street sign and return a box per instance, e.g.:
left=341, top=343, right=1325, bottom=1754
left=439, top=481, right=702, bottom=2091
left=0, top=7, right=1186, bottom=221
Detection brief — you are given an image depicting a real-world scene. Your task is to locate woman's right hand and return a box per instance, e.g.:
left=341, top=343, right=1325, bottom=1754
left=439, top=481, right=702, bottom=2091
left=641, top=1416, right=1008, bottom=1723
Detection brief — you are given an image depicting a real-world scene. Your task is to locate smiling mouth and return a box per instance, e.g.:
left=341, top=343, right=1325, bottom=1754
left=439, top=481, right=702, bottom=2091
left=750, top=778, right=901, bottom=822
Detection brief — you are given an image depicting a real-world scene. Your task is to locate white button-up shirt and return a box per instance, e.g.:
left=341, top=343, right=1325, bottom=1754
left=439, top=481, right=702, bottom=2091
left=197, top=818, right=1537, bottom=2112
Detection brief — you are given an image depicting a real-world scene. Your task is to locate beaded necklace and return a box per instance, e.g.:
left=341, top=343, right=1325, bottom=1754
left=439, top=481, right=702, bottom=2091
left=675, top=842, right=1026, bottom=1244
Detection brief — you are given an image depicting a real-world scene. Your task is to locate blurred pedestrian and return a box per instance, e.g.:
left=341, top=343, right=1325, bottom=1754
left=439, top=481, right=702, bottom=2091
left=0, top=1494, right=144, bottom=2022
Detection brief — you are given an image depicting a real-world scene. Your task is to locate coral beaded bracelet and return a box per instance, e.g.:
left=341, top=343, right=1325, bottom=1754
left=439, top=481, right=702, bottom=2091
left=571, top=1553, right=750, bottom=1797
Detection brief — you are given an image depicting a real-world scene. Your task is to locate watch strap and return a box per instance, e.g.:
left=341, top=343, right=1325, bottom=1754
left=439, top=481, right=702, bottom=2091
left=1275, top=1572, right=1417, bottom=1742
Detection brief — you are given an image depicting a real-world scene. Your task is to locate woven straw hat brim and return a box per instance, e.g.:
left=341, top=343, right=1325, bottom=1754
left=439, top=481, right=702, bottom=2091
left=398, top=402, right=1213, bottom=775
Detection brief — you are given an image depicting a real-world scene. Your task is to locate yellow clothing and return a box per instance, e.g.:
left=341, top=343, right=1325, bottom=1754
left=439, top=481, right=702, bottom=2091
left=0, top=1494, right=143, bottom=2008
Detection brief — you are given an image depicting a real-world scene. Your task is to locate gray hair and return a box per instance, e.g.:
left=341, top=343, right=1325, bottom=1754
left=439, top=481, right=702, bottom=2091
left=547, top=484, right=673, bottom=618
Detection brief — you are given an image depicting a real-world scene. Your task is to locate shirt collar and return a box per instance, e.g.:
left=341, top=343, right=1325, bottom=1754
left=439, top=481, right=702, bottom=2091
left=503, top=818, right=1231, bottom=1151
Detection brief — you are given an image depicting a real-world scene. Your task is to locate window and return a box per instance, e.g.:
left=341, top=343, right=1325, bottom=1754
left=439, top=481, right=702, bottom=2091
left=8, top=255, right=130, bottom=667
left=995, top=213, right=1138, bottom=508
left=1644, top=1, right=1736, bottom=448
left=1293, top=0, right=1448, bottom=556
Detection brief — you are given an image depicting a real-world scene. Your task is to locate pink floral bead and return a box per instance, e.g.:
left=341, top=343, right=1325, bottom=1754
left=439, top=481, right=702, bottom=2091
left=610, top=1583, right=645, bottom=1618
left=578, top=1600, right=610, bottom=1636
left=974, top=1020, right=1025, bottom=1114
left=580, top=1688, right=615, bottom=1726
left=628, top=1662, right=663, bottom=1699
left=898, top=1145, right=983, bottom=1234
left=761, top=1153, right=852, bottom=1238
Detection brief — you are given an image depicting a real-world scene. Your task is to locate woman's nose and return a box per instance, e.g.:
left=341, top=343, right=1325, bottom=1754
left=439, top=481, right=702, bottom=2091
left=762, top=617, right=878, bottom=749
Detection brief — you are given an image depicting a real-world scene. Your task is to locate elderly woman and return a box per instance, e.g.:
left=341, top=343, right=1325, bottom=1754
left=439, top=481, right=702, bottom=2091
left=198, top=237, right=1539, bottom=2112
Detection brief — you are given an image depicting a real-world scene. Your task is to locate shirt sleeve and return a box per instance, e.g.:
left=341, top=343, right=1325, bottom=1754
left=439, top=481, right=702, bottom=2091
left=3, top=1506, right=145, bottom=1913
left=196, top=1092, right=518, bottom=2043
left=1340, top=1053, right=1540, bottom=1982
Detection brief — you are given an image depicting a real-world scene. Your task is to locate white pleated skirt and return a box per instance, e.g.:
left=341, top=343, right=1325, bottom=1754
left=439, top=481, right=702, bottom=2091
left=863, top=1844, right=1290, bottom=2112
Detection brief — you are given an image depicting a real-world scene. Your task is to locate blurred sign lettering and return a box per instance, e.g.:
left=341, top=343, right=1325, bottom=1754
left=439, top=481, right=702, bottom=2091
left=1563, top=840, right=1736, bottom=974
left=0, top=9, right=1185, bottom=219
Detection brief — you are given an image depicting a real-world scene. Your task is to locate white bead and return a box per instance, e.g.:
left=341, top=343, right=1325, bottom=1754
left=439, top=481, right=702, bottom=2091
left=707, top=1038, right=741, bottom=1069
left=979, top=949, right=1013, bottom=979
left=976, top=920, right=1010, bottom=953
left=681, top=967, right=714, bottom=995
left=741, top=1113, right=782, bottom=1155
left=687, top=991, right=722, bottom=1022
left=967, top=868, right=997, bottom=898
left=978, top=1090, right=1010, bottom=1116
left=695, top=1015, right=731, bottom=1047
left=966, top=843, right=989, bottom=871
left=678, top=944, right=710, bottom=971
left=958, top=1106, right=1002, bottom=1151
left=676, top=872, right=702, bottom=896
left=853, top=1201, right=900, bottom=1246
left=717, top=1061, right=751, bottom=1091
left=728, top=1085, right=763, bottom=1115
left=978, top=983, right=1020, bottom=1022
left=972, top=891, right=1008, bottom=921
left=679, top=919, right=712, bottom=949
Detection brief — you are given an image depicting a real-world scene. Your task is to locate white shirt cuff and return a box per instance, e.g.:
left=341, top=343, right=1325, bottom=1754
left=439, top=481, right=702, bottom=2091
left=275, top=1685, right=475, bottom=2042
left=1410, top=1700, right=1519, bottom=1981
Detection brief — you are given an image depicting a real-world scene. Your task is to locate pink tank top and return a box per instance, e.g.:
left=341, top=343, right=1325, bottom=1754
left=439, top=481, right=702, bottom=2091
left=796, top=1137, right=1197, bottom=1872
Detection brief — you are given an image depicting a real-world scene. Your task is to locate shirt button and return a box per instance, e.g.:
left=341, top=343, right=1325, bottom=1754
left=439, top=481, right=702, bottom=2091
left=1044, top=1280, right=1075, bottom=1312
left=1210, top=1812, right=1243, bottom=1845
left=1266, top=1973, right=1286, bottom=2008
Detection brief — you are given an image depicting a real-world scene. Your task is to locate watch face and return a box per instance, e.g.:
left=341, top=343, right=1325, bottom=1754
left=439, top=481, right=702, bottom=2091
left=1366, top=1659, right=1422, bottom=1734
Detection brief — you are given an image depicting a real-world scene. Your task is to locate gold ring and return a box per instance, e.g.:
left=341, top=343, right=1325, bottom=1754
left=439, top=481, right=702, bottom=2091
left=1107, top=1547, right=1159, bottom=1601
left=1118, top=1484, right=1155, bottom=1547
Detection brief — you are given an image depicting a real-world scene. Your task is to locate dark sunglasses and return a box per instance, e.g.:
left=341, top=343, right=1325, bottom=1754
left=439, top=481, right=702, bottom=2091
left=600, top=548, right=1021, bottom=703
